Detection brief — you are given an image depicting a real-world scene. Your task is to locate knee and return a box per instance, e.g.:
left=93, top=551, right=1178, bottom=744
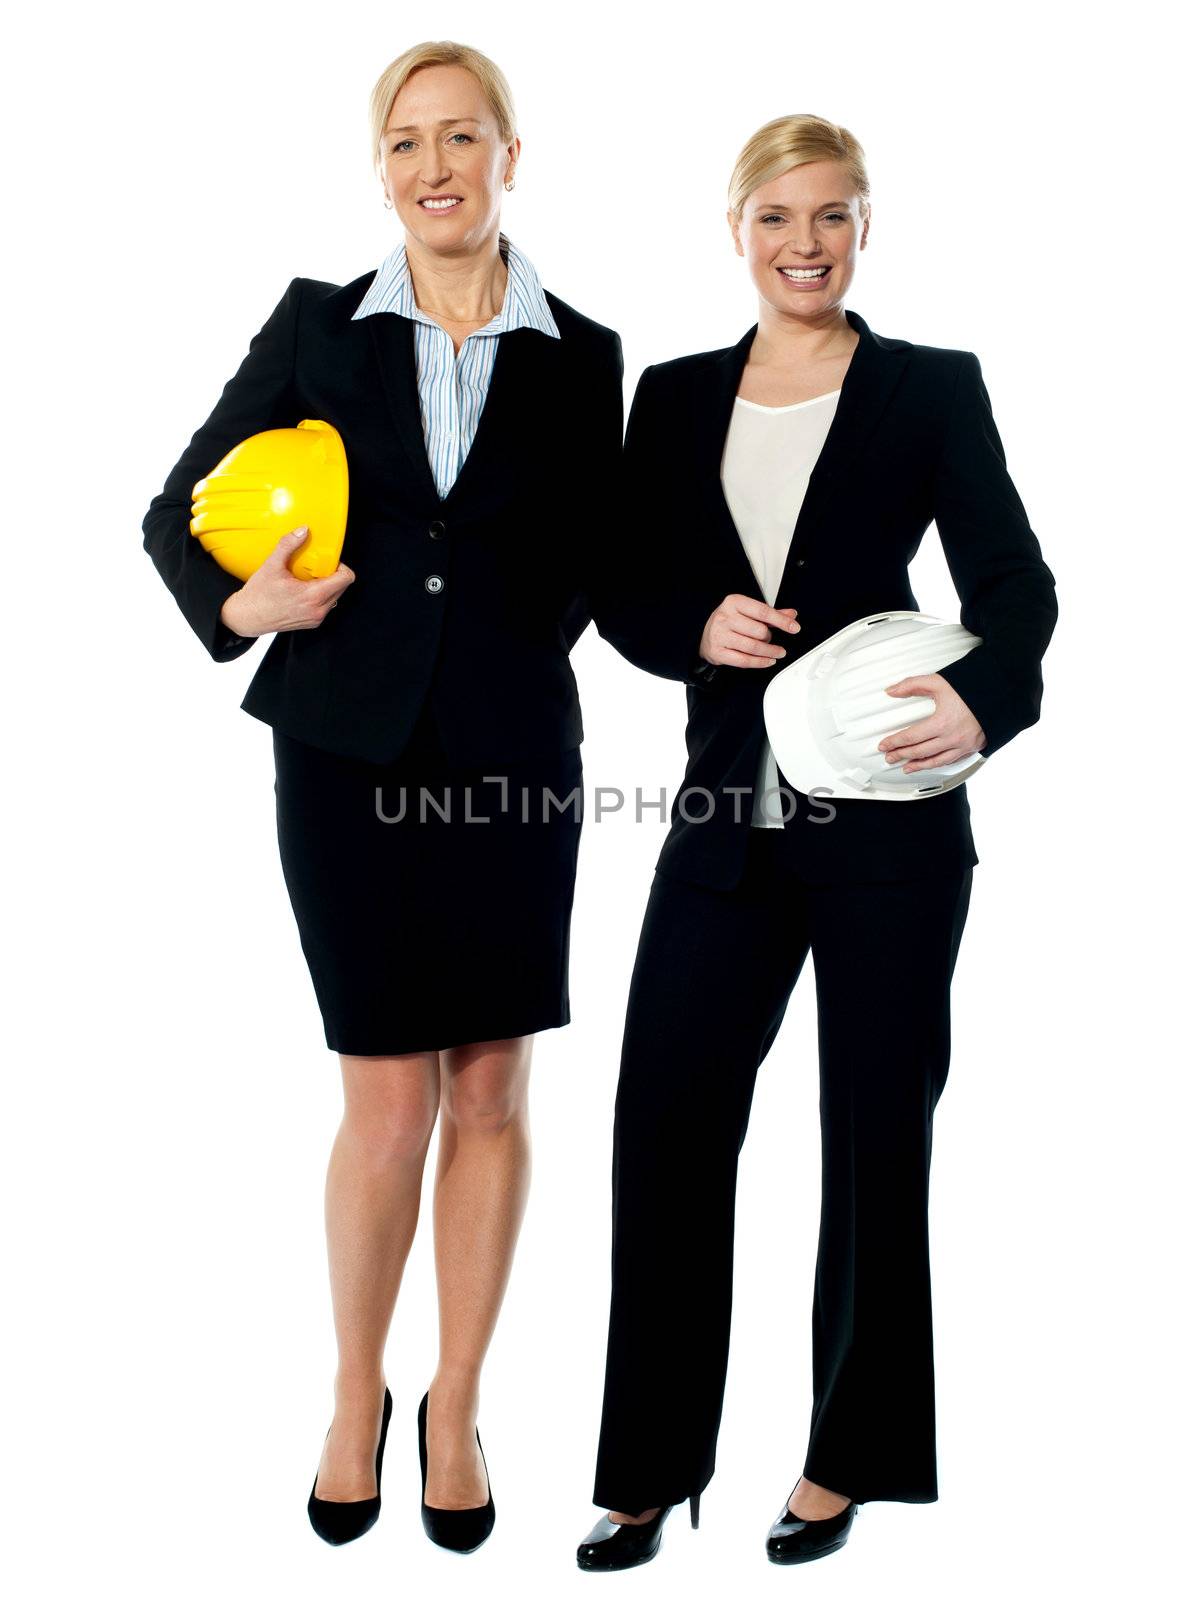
left=442, top=1067, right=528, bottom=1136
left=342, top=1090, right=440, bottom=1164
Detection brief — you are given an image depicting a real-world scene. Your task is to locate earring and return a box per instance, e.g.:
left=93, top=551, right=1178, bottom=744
left=383, top=195, right=393, bottom=209
left=504, top=177, right=515, bottom=191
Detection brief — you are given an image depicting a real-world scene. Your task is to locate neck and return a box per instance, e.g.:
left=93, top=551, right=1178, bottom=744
left=751, top=302, right=857, bottom=366
left=405, top=232, right=508, bottom=322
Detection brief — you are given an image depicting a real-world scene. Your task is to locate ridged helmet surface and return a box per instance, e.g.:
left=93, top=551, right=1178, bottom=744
left=190, top=419, right=348, bottom=581
left=762, top=612, right=986, bottom=802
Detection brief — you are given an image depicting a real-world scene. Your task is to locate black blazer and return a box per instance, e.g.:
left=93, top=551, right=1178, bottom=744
left=608, top=308, right=1059, bottom=890
left=142, top=272, right=699, bottom=766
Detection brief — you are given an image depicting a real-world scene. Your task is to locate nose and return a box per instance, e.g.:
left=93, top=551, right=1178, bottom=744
left=420, top=148, right=451, bottom=188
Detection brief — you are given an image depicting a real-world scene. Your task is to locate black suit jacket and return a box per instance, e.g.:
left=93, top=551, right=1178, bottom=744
left=143, top=272, right=700, bottom=766
left=606, top=308, right=1059, bottom=890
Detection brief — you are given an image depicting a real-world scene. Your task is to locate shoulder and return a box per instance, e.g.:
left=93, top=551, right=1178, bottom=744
left=846, top=311, right=982, bottom=386
left=640, top=341, right=734, bottom=386
left=543, top=289, right=621, bottom=363
left=883, top=328, right=983, bottom=388
left=251, top=273, right=376, bottom=339
left=851, top=319, right=988, bottom=419
left=290, top=271, right=375, bottom=322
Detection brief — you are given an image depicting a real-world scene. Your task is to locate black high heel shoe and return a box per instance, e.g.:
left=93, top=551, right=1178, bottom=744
left=417, top=1390, right=495, bottom=1553
left=307, top=1385, right=392, bottom=1545
left=576, top=1493, right=701, bottom=1571
left=765, top=1475, right=858, bottom=1564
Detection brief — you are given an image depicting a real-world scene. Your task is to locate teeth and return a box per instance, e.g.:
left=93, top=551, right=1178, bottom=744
left=421, top=197, right=461, bottom=209
left=781, top=266, right=829, bottom=280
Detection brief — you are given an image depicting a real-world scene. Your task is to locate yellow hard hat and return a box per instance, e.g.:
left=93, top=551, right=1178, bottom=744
left=190, top=418, right=348, bottom=581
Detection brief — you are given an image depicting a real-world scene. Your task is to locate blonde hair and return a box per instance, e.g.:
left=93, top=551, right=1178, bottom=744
left=727, top=114, right=869, bottom=221
left=369, top=41, right=517, bottom=176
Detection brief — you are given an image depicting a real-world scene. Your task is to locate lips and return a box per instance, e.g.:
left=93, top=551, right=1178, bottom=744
left=419, top=196, right=463, bottom=211
left=778, top=264, right=831, bottom=281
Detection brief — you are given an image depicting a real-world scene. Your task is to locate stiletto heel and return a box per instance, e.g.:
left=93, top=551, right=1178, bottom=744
left=577, top=1491, right=701, bottom=1570
left=307, top=1385, right=392, bottom=1545
left=417, top=1390, right=495, bottom=1553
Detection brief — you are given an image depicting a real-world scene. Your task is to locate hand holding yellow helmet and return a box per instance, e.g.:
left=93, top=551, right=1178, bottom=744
left=190, top=419, right=348, bottom=581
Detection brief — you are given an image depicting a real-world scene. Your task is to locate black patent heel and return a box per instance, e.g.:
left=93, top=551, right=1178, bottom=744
left=765, top=1475, right=858, bottom=1565
left=417, top=1390, right=495, bottom=1553
left=307, top=1384, right=392, bottom=1545
left=577, top=1490, right=701, bottom=1571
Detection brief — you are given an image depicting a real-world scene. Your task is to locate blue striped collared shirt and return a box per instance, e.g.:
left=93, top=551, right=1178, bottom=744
left=351, top=232, right=560, bottom=499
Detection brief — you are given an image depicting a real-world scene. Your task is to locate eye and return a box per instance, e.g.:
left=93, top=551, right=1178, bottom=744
left=392, top=139, right=416, bottom=153
left=822, top=212, right=848, bottom=223
left=760, top=213, right=786, bottom=225
left=449, top=132, right=474, bottom=144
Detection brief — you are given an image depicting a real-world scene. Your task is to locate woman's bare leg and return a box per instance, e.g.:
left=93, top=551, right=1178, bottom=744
left=314, top=1050, right=441, bottom=1500
left=422, top=1034, right=534, bottom=1508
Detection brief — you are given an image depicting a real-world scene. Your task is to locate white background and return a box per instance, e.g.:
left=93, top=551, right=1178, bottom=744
left=5, top=1, right=1200, bottom=1596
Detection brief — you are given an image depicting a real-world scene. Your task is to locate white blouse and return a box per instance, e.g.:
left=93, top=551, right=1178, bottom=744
left=719, top=390, right=841, bottom=828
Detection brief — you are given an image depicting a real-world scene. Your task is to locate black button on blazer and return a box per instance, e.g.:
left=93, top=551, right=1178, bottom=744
left=606, top=308, right=1059, bottom=890
left=142, top=273, right=702, bottom=767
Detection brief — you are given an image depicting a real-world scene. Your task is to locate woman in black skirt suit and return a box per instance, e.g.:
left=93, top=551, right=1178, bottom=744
left=142, top=42, right=701, bottom=1553
left=575, top=114, right=1058, bottom=1570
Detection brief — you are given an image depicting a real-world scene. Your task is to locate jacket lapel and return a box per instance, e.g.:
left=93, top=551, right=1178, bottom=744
left=441, top=328, right=547, bottom=514
left=366, top=312, right=440, bottom=505
left=696, top=323, right=762, bottom=596
left=367, top=314, right=546, bottom=516
left=699, top=307, right=912, bottom=599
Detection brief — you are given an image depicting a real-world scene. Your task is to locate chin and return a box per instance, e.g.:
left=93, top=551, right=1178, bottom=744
left=769, top=285, right=839, bottom=316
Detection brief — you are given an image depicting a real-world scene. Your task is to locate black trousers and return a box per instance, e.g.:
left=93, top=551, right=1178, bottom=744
left=591, top=826, right=973, bottom=1513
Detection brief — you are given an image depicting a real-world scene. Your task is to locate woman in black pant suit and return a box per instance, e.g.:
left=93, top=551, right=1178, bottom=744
left=576, top=114, right=1057, bottom=1570
left=142, top=41, right=697, bottom=1553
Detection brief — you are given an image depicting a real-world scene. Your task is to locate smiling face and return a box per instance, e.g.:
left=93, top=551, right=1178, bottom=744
left=379, top=63, right=518, bottom=256
left=728, top=159, right=869, bottom=321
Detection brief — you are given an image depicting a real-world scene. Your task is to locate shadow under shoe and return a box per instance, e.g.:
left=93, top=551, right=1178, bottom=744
left=308, top=1386, right=393, bottom=1546
left=577, top=1493, right=701, bottom=1571
left=417, top=1390, right=496, bottom=1554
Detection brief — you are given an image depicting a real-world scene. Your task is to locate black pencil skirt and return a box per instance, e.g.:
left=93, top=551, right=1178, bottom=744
left=272, top=703, right=585, bottom=1056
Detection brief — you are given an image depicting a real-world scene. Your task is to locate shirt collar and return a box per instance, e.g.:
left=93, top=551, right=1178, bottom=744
left=350, top=232, right=560, bottom=340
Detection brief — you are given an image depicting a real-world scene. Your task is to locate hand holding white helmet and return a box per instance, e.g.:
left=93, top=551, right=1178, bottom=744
left=762, top=612, right=987, bottom=802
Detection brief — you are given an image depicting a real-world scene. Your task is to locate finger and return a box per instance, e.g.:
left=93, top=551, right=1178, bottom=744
left=727, top=617, right=772, bottom=642
left=309, top=569, right=355, bottom=601
left=879, top=721, right=945, bottom=754
left=884, top=734, right=954, bottom=763
left=273, top=525, right=310, bottom=563
left=716, top=645, right=781, bottom=669
left=720, top=632, right=786, bottom=659
left=900, top=748, right=971, bottom=773
left=884, top=674, right=941, bottom=696
left=728, top=595, right=800, bottom=632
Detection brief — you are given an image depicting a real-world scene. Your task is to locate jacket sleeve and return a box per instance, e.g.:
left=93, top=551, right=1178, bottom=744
left=567, top=346, right=719, bottom=686
left=141, top=277, right=303, bottom=662
left=930, top=350, right=1058, bottom=757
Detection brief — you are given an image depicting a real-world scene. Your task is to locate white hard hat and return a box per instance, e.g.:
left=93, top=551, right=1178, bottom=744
left=762, top=611, right=987, bottom=802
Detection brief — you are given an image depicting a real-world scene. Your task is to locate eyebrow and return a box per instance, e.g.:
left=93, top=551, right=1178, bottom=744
left=384, top=116, right=482, bottom=135
left=758, top=199, right=851, bottom=211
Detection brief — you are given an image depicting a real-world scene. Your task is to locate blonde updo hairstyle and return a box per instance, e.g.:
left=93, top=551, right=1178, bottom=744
left=369, top=40, right=517, bottom=178
left=728, top=114, right=870, bottom=223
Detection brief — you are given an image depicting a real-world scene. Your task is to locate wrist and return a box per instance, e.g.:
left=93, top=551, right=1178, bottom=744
left=220, top=593, right=254, bottom=639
